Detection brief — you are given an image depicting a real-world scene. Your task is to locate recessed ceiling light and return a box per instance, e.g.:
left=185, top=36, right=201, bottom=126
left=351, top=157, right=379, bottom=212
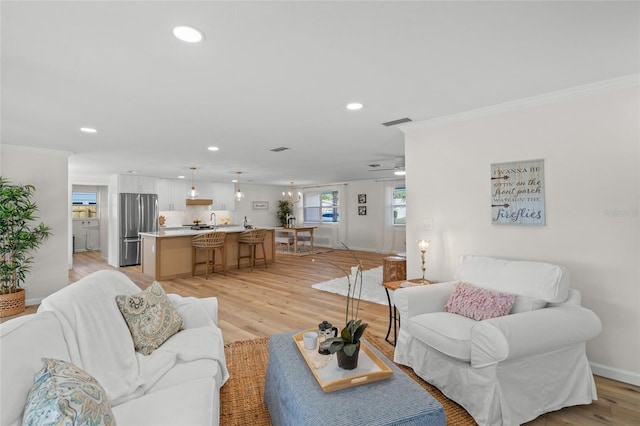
left=207, top=146, right=219, bottom=151
left=346, top=103, right=363, bottom=110
left=394, top=170, right=406, bottom=176
left=80, top=127, right=97, bottom=133
left=232, top=179, right=238, bottom=183
left=173, top=26, right=204, bottom=43
left=178, top=175, right=185, bottom=179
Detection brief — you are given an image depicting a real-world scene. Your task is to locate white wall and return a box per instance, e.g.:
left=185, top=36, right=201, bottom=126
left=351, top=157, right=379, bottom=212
left=1, top=145, right=70, bottom=304
left=402, top=81, right=640, bottom=385
left=233, top=183, right=285, bottom=228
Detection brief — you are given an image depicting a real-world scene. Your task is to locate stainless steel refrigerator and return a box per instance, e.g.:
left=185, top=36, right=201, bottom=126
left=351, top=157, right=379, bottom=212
left=119, top=193, right=158, bottom=266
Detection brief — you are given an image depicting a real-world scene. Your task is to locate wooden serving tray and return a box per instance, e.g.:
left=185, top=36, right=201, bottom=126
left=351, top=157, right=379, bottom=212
left=292, top=329, right=393, bottom=392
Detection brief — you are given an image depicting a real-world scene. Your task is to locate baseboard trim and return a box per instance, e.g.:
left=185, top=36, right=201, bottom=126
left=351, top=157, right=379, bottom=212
left=26, top=297, right=44, bottom=307
left=591, top=362, right=640, bottom=387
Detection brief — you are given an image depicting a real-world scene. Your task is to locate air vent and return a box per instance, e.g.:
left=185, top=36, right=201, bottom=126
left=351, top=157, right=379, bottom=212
left=382, top=117, right=412, bottom=127
left=270, top=147, right=290, bottom=152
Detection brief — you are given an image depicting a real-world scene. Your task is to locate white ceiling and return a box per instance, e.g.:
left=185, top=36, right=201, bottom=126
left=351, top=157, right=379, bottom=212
left=2, top=1, right=638, bottom=186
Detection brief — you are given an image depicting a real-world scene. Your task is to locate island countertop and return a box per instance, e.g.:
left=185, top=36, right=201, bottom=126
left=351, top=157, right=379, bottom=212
left=140, top=227, right=276, bottom=279
left=139, top=225, right=277, bottom=238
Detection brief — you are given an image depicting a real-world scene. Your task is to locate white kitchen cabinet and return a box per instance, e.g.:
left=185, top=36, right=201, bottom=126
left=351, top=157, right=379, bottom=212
left=212, top=182, right=236, bottom=211
left=118, top=174, right=157, bottom=194
left=157, top=179, right=187, bottom=211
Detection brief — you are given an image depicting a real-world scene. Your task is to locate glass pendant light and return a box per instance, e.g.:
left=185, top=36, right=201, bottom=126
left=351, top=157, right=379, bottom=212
left=235, top=171, right=245, bottom=201
left=188, top=167, right=199, bottom=199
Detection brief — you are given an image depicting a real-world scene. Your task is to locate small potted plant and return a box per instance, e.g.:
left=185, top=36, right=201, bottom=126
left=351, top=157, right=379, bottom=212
left=0, top=177, right=52, bottom=317
left=320, top=244, right=368, bottom=369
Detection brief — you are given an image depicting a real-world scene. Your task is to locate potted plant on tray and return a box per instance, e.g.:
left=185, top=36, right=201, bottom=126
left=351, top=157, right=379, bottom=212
left=319, top=244, right=368, bottom=370
left=0, top=177, right=52, bottom=317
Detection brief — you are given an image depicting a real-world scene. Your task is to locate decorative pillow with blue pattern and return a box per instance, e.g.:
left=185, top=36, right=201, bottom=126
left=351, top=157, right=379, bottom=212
left=23, top=358, right=115, bottom=426
left=115, top=281, right=183, bottom=355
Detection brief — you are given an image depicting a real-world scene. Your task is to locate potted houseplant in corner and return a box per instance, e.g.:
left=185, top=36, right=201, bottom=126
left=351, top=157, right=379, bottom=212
left=277, top=200, right=292, bottom=227
left=321, top=244, right=368, bottom=370
left=0, top=177, right=52, bottom=317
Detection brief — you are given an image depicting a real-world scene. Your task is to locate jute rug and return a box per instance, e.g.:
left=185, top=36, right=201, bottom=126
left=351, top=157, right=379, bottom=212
left=220, top=333, right=476, bottom=425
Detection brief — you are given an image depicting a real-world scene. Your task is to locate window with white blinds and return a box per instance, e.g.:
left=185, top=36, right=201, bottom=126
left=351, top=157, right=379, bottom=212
left=303, top=190, right=339, bottom=223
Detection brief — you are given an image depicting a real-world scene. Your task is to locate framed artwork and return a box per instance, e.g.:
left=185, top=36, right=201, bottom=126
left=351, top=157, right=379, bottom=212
left=491, top=159, right=545, bottom=226
left=252, top=201, right=269, bottom=210
left=358, top=206, right=367, bottom=216
left=358, top=194, right=367, bottom=204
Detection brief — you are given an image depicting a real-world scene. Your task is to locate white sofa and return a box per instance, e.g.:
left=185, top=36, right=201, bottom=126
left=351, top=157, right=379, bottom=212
left=394, top=255, right=602, bottom=426
left=1, top=270, right=229, bottom=426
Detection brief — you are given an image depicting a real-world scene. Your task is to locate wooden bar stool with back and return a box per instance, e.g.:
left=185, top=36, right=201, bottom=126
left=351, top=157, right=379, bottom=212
left=192, top=231, right=226, bottom=279
left=237, top=228, right=268, bottom=271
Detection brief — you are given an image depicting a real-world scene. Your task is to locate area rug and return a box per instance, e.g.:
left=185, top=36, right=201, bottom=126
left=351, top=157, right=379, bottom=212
left=219, top=333, right=476, bottom=425
left=277, top=247, right=333, bottom=257
left=311, top=265, right=387, bottom=305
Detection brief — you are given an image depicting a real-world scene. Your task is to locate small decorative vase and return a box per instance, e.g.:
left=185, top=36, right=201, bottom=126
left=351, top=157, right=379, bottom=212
left=336, top=341, right=361, bottom=370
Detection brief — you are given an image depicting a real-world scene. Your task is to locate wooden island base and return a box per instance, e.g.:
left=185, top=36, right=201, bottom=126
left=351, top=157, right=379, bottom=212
left=141, top=228, right=275, bottom=280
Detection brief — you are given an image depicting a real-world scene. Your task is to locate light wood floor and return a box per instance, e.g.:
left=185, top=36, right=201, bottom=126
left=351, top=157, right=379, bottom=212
left=6, top=250, right=640, bottom=425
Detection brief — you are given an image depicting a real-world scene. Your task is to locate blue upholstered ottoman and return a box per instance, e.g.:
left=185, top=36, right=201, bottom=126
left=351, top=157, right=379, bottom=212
left=264, top=331, right=445, bottom=426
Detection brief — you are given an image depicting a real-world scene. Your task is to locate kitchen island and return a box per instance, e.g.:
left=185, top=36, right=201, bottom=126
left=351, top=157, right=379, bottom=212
left=139, top=226, right=275, bottom=280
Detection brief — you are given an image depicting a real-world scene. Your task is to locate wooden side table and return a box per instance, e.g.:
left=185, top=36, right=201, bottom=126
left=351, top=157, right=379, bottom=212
left=383, top=256, right=406, bottom=283
left=383, top=278, right=432, bottom=346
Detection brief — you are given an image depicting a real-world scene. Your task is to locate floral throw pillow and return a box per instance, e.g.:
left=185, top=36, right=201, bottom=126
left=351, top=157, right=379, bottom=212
left=444, top=282, right=516, bottom=321
left=115, top=281, right=183, bottom=355
left=23, top=358, right=115, bottom=426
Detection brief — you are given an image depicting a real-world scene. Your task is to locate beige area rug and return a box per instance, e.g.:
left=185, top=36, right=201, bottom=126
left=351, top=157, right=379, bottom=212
left=220, top=333, right=477, bottom=426
left=276, top=247, right=333, bottom=257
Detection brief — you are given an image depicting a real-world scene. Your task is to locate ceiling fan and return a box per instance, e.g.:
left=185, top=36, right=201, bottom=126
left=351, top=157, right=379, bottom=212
left=368, top=156, right=405, bottom=174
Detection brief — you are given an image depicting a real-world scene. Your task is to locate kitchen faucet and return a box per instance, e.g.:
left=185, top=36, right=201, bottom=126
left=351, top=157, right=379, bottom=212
left=210, top=212, right=217, bottom=230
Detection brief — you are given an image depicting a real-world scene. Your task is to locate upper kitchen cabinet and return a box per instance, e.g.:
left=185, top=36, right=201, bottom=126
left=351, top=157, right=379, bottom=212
left=118, top=174, right=157, bottom=194
left=212, top=182, right=235, bottom=211
left=157, top=179, right=187, bottom=211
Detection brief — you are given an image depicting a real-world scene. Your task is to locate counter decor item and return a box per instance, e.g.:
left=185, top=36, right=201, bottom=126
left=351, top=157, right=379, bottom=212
left=0, top=177, right=52, bottom=317
left=316, top=243, right=368, bottom=370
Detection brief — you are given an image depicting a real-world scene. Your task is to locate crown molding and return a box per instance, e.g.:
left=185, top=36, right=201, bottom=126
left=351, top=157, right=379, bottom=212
left=2, top=143, right=72, bottom=157
left=399, top=74, right=640, bottom=133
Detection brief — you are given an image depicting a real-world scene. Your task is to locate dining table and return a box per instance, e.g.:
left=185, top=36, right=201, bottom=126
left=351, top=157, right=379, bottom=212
left=277, top=226, right=317, bottom=254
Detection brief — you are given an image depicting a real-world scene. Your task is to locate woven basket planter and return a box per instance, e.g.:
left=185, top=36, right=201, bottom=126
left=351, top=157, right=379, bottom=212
left=0, top=288, right=26, bottom=318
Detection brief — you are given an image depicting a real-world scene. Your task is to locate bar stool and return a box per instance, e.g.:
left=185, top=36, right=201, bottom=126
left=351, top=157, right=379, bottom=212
left=237, top=229, right=268, bottom=271
left=192, top=231, right=226, bottom=279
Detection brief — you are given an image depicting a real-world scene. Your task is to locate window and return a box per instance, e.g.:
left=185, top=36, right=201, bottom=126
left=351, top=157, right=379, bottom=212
left=303, top=191, right=339, bottom=223
left=72, top=191, right=98, bottom=218
left=392, top=185, right=406, bottom=225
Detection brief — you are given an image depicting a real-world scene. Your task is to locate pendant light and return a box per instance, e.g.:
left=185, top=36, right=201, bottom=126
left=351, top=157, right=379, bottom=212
left=235, top=171, right=245, bottom=201
left=188, top=167, right=199, bottom=199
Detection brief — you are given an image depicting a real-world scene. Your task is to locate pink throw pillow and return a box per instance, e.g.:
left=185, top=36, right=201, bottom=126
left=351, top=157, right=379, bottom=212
left=445, top=282, right=516, bottom=321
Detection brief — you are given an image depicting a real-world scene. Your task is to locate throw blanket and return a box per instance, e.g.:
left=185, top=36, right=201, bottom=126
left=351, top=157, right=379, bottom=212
left=39, top=270, right=228, bottom=405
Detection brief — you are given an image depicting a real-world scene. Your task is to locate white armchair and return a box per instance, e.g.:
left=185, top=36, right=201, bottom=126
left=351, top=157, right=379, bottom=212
left=393, top=256, right=602, bottom=426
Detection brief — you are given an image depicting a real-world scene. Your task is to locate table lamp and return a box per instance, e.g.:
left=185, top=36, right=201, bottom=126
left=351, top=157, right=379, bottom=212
left=418, top=239, right=430, bottom=283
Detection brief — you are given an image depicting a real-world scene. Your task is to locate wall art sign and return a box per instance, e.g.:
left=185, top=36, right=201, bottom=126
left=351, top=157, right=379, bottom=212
left=491, top=159, right=545, bottom=226
left=358, top=206, right=367, bottom=216
left=358, top=194, right=367, bottom=204
left=252, top=201, right=269, bottom=210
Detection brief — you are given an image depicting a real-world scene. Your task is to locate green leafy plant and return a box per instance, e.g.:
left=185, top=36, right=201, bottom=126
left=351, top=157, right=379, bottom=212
left=0, top=177, right=52, bottom=294
left=276, top=200, right=292, bottom=227
left=321, top=243, right=368, bottom=356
